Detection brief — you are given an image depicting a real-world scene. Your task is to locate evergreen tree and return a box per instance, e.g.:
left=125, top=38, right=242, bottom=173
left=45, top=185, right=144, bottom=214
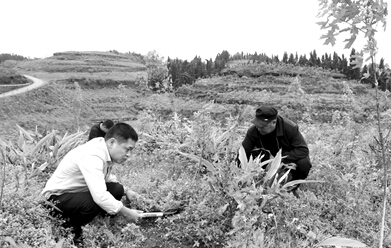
left=282, top=52, right=288, bottom=63
left=321, top=55, right=326, bottom=68
left=288, top=53, right=296, bottom=64
left=379, top=58, right=385, bottom=70
left=340, top=54, right=349, bottom=75
left=332, top=52, right=340, bottom=71
left=273, top=55, right=280, bottom=63
left=0, top=53, right=27, bottom=63
left=348, top=48, right=361, bottom=80
left=298, top=54, right=309, bottom=66
left=377, top=58, right=389, bottom=90
left=309, top=49, right=318, bottom=66
left=206, top=58, right=213, bottom=77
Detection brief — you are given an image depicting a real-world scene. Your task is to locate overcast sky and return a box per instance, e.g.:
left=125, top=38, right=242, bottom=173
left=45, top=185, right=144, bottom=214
left=1, top=0, right=390, bottom=64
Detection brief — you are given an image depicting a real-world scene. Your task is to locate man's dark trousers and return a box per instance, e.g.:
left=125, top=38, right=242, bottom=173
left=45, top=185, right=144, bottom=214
left=285, top=156, right=312, bottom=181
left=48, top=182, right=124, bottom=236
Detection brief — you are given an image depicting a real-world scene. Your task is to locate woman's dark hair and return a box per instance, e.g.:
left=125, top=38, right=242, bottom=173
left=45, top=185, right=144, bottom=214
left=102, top=119, right=115, bottom=129
left=105, top=123, right=138, bottom=143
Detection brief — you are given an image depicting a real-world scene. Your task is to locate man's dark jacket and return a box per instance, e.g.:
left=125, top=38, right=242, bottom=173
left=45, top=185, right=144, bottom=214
left=242, top=116, right=309, bottom=163
left=88, top=122, right=105, bottom=141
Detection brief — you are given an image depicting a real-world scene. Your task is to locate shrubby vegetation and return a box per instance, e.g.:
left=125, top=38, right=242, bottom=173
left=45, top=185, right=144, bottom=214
left=163, top=47, right=390, bottom=91
left=0, top=53, right=27, bottom=64
left=1, top=1, right=389, bottom=246
left=1, top=73, right=391, bottom=247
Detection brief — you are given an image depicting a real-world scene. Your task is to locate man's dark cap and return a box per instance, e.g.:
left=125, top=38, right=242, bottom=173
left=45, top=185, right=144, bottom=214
left=251, top=106, right=278, bottom=124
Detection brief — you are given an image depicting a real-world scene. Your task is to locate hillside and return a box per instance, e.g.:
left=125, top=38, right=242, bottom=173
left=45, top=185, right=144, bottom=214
left=0, top=67, right=31, bottom=93
left=0, top=52, right=380, bottom=140
left=1, top=54, right=391, bottom=248
left=0, top=53, right=378, bottom=138
left=0, top=51, right=150, bottom=137
left=176, top=65, right=373, bottom=123
left=0, top=51, right=147, bottom=86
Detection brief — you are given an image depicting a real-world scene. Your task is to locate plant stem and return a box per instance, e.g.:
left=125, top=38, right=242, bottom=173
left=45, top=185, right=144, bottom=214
left=0, top=148, right=6, bottom=210
left=372, top=55, right=388, bottom=248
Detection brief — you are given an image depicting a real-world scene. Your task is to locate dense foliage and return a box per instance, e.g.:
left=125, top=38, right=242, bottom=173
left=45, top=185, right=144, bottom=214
left=0, top=53, right=27, bottom=64
left=1, top=66, right=391, bottom=247
left=164, top=48, right=390, bottom=90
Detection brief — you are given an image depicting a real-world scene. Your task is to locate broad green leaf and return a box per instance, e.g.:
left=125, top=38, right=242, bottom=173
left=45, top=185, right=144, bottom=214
left=215, top=123, right=237, bottom=145
left=317, top=237, right=367, bottom=247
left=281, top=180, right=325, bottom=191
left=60, top=130, right=85, bottom=145
left=4, top=237, right=17, bottom=247
left=175, top=150, right=215, bottom=173
left=0, top=137, right=8, bottom=149
left=278, top=168, right=291, bottom=184
left=17, top=131, right=25, bottom=152
left=30, top=130, right=55, bottom=156
left=52, top=142, right=60, bottom=158
left=0, top=146, right=6, bottom=164
left=351, top=26, right=359, bottom=35
left=57, top=131, right=86, bottom=157
left=15, top=124, right=34, bottom=142
left=323, top=36, right=336, bottom=46
left=238, top=145, right=248, bottom=170
left=338, top=27, right=351, bottom=33
left=38, top=162, right=48, bottom=171
left=263, top=149, right=282, bottom=182
left=316, top=21, right=328, bottom=29
left=55, top=238, right=65, bottom=248
left=218, top=203, right=229, bottom=215
left=344, top=34, right=357, bottom=49
left=335, top=8, right=347, bottom=21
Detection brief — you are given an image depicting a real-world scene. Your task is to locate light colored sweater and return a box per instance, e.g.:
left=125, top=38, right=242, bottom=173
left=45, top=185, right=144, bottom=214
left=41, top=137, right=123, bottom=214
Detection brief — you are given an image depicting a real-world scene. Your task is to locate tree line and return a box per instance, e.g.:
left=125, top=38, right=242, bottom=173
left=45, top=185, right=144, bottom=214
left=0, top=53, right=27, bottom=64
left=165, top=49, right=390, bottom=91
left=2, top=50, right=389, bottom=91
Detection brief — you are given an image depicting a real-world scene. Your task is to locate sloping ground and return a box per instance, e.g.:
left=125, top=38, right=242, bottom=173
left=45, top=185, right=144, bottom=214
left=12, top=51, right=146, bottom=73
left=0, top=75, right=31, bottom=94
left=0, top=81, right=146, bottom=138
left=0, top=50, right=207, bottom=138
left=175, top=72, right=374, bottom=123
left=0, top=51, right=148, bottom=88
left=221, top=62, right=346, bottom=79
left=0, top=67, right=31, bottom=93
left=0, top=57, right=376, bottom=139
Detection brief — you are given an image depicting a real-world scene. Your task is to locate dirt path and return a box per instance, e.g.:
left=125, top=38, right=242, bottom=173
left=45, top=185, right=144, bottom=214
left=0, top=75, right=48, bottom=98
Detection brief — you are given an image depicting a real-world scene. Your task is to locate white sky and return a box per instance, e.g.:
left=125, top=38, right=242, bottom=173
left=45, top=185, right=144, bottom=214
left=1, top=0, right=390, bottom=64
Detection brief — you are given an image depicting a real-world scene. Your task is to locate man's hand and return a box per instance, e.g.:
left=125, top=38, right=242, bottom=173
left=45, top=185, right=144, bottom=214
left=125, top=189, right=142, bottom=201
left=124, top=187, right=156, bottom=210
left=118, top=206, right=143, bottom=223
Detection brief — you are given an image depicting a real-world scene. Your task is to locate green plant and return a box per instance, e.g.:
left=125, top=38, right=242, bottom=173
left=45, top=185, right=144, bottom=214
left=144, top=50, right=171, bottom=92
left=0, top=137, right=8, bottom=209
left=317, top=0, right=388, bottom=246
left=316, top=237, right=366, bottom=247
left=72, top=81, right=83, bottom=128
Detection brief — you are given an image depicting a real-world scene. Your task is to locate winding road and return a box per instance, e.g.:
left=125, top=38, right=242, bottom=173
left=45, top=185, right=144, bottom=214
left=0, top=75, right=48, bottom=99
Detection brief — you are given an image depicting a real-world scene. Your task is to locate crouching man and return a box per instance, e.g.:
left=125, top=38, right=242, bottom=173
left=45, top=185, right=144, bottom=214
left=41, top=123, right=144, bottom=246
left=240, top=106, right=312, bottom=195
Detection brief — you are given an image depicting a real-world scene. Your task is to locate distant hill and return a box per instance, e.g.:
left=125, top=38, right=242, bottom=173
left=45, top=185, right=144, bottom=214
left=0, top=51, right=148, bottom=87
left=0, top=52, right=376, bottom=139
left=19, top=51, right=146, bottom=73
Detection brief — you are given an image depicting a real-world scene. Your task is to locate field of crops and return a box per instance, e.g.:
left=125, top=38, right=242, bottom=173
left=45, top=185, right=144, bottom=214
left=1, top=61, right=391, bottom=247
